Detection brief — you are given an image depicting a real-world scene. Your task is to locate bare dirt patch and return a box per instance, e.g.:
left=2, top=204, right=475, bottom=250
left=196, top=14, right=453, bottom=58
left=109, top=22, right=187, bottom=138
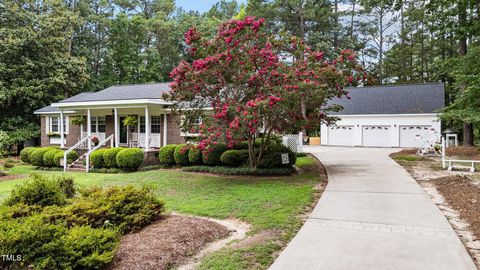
left=109, top=214, right=231, bottom=270
left=0, top=174, right=26, bottom=182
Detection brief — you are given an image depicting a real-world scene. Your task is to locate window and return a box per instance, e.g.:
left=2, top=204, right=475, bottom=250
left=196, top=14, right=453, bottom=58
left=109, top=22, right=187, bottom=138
left=151, top=116, right=161, bottom=133
left=90, top=117, right=97, bottom=132
left=140, top=116, right=146, bottom=133
left=98, top=117, right=106, bottom=132
left=51, top=117, right=59, bottom=132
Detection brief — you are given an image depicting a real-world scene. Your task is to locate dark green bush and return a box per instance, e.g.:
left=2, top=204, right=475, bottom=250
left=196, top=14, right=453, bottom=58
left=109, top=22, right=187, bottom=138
left=63, top=185, right=164, bottom=232
left=116, top=148, right=144, bottom=171
left=43, top=149, right=62, bottom=167
left=202, top=143, right=227, bottom=166
left=4, top=174, right=68, bottom=207
left=58, top=177, right=76, bottom=198
left=159, top=144, right=177, bottom=165
left=54, top=151, right=79, bottom=167
left=220, top=150, right=249, bottom=167
left=174, top=144, right=192, bottom=166
left=183, top=166, right=295, bottom=176
left=295, top=152, right=307, bottom=157
left=257, top=144, right=296, bottom=169
left=103, top=147, right=124, bottom=168
left=188, top=146, right=203, bottom=165
left=30, top=148, right=51, bottom=167
left=90, top=149, right=107, bottom=169
left=20, top=147, right=37, bottom=163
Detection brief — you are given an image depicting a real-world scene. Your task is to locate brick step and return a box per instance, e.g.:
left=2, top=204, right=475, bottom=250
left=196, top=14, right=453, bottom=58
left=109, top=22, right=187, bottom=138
left=66, top=167, right=86, bottom=172
left=70, top=164, right=86, bottom=169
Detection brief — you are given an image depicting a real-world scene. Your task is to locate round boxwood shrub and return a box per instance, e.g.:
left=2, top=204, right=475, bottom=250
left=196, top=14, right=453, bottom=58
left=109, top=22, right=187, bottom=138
left=188, top=146, right=203, bottom=165
left=116, top=148, right=144, bottom=171
left=174, top=144, right=192, bottom=166
left=257, top=144, right=296, bottom=169
left=220, top=150, right=249, bottom=167
left=202, top=143, right=227, bottom=166
left=20, top=147, right=37, bottom=163
left=30, top=148, right=51, bottom=167
left=159, top=145, right=177, bottom=165
left=103, top=147, right=124, bottom=168
left=90, top=149, right=107, bottom=169
left=43, top=149, right=62, bottom=167
left=53, top=151, right=80, bottom=167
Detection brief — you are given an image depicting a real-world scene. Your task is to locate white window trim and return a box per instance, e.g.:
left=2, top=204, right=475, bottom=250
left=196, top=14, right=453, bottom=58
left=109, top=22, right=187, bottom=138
left=46, top=116, right=69, bottom=134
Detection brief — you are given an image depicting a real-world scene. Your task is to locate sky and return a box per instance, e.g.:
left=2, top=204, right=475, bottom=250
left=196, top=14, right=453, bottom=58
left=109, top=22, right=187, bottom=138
left=177, top=0, right=247, bottom=13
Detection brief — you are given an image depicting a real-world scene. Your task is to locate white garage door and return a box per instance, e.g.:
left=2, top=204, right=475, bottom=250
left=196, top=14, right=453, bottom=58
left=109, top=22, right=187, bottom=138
left=399, top=125, right=432, bottom=147
left=328, top=126, right=354, bottom=146
left=362, top=126, right=391, bottom=147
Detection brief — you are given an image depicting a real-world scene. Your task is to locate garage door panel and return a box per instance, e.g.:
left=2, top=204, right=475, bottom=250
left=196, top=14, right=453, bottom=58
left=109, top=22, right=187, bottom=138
left=399, top=125, right=432, bottom=147
left=328, top=126, right=354, bottom=146
left=362, top=126, right=391, bottom=147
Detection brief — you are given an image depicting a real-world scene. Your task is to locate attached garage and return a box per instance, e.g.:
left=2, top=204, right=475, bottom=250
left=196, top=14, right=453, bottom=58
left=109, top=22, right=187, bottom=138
left=328, top=126, right=354, bottom=146
left=320, top=83, right=444, bottom=148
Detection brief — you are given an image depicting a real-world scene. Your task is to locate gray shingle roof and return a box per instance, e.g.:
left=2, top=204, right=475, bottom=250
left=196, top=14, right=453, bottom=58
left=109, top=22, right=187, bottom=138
left=327, top=83, right=445, bottom=115
left=59, top=82, right=171, bottom=103
left=34, top=105, right=60, bottom=114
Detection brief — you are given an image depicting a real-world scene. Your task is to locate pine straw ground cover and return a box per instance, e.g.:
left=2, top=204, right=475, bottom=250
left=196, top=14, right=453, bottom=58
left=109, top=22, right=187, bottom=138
left=0, top=156, right=324, bottom=269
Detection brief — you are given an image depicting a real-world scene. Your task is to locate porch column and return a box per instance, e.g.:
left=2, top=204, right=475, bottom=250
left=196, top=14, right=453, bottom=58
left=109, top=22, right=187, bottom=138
left=163, top=113, right=168, bottom=146
left=60, top=110, right=65, bottom=148
left=87, top=109, right=92, bottom=150
left=114, top=108, right=119, bottom=147
left=145, top=107, right=150, bottom=151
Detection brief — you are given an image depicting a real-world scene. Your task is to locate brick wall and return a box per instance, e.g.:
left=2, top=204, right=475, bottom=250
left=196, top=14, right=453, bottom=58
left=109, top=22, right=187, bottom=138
left=40, top=115, right=81, bottom=148
left=40, top=116, right=49, bottom=147
left=166, top=114, right=185, bottom=145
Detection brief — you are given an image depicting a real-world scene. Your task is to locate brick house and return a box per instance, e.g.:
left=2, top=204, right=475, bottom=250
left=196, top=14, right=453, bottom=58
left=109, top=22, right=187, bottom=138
left=34, top=83, right=203, bottom=170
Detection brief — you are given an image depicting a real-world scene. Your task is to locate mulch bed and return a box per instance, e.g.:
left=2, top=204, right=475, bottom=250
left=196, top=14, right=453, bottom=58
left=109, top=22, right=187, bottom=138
left=109, top=215, right=230, bottom=270
left=434, top=175, right=480, bottom=239
left=0, top=174, right=26, bottom=182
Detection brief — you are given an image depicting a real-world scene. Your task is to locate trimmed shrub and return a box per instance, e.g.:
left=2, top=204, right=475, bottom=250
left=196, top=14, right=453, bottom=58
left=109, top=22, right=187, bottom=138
left=30, top=148, right=51, bottom=167
left=116, top=148, right=144, bottom=171
left=103, top=147, right=124, bottom=168
left=183, top=166, right=295, bottom=176
left=174, top=144, right=192, bottom=166
left=3, top=161, right=14, bottom=169
left=4, top=174, right=68, bottom=207
left=90, top=149, right=107, bottom=169
left=220, top=150, right=249, bottom=167
left=188, top=146, right=203, bottom=165
left=20, top=147, right=37, bottom=163
left=257, top=144, right=296, bottom=169
left=54, top=151, right=79, bottom=167
left=202, top=143, right=227, bottom=166
left=159, top=144, right=177, bottom=165
left=43, top=149, right=62, bottom=167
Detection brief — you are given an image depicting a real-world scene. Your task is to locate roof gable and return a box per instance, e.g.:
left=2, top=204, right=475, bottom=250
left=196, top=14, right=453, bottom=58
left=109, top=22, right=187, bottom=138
left=328, top=83, right=445, bottom=115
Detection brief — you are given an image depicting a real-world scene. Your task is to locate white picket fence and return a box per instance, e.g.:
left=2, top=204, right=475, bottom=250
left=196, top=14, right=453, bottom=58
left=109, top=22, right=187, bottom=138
left=282, top=132, right=303, bottom=153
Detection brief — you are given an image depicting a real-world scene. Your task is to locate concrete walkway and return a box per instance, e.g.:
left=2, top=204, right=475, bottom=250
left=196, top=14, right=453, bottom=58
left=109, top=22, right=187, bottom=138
left=270, top=146, right=476, bottom=270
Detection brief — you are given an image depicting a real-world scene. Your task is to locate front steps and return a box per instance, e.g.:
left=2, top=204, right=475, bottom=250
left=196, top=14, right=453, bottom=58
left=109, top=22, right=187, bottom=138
left=66, top=155, right=87, bottom=172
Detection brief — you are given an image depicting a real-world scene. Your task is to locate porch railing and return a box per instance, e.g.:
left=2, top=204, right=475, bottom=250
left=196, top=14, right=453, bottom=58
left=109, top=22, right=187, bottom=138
left=85, top=134, right=114, bottom=173
left=64, top=134, right=93, bottom=172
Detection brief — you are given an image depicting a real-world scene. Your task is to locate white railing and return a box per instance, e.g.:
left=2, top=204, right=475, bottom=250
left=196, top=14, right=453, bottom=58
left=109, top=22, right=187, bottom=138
left=64, top=134, right=93, bottom=172
left=85, top=134, right=114, bottom=172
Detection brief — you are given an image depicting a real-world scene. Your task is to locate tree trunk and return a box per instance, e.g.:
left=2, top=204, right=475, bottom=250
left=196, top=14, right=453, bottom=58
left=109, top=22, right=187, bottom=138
left=463, top=123, right=474, bottom=146
left=350, top=0, right=356, bottom=39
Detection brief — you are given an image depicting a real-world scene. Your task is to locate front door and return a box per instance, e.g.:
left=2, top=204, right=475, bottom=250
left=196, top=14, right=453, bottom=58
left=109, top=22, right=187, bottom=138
left=119, top=117, right=128, bottom=144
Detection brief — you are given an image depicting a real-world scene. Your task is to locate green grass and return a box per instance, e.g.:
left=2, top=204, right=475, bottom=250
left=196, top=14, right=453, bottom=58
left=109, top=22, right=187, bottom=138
left=0, top=157, right=323, bottom=269
left=391, top=154, right=421, bottom=162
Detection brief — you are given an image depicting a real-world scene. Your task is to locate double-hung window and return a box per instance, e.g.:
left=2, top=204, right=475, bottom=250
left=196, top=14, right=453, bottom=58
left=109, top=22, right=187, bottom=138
left=140, top=116, right=146, bottom=133
left=151, top=116, right=161, bottom=133
left=49, top=116, right=67, bottom=133
left=98, top=117, right=106, bottom=132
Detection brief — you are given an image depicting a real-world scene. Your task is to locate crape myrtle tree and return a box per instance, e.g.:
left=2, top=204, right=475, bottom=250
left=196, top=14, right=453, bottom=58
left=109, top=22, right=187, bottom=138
left=165, top=16, right=365, bottom=169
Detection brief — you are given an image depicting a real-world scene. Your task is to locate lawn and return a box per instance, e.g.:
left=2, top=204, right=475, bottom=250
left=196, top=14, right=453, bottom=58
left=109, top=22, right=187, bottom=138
left=0, top=157, right=324, bottom=269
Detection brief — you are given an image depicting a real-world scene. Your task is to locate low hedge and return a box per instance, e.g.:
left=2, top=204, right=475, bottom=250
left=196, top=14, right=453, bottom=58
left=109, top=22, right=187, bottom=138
left=30, top=148, right=52, bottom=167
left=20, top=147, right=38, bottom=163
left=43, top=149, right=62, bottom=167
left=188, top=146, right=203, bottom=165
left=174, top=144, right=192, bottom=166
left=54, top=151, right=79, bottom=167
left=183, top=166, right=295, bottom=176
left=116, top=148, right=144, bottom=171
left=103, top=147, right=124, bottom=168
left=220, top=150, right=249, bottom=167
left=159, top=145, right=177, bottom=165
left=90, top=149, right=107, bottom=169
left=257, top=144, right=296, bottom=168
left=202, top=143, right=227, bottom=166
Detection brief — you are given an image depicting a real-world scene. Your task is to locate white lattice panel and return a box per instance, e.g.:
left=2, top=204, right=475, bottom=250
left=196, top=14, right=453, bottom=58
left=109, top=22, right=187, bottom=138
left=282, top=132, right=303, bottom=153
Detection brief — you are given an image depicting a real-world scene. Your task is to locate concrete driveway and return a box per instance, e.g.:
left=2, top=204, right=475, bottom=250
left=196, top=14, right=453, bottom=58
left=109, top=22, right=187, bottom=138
left=270, top=146, right=476, bottom=270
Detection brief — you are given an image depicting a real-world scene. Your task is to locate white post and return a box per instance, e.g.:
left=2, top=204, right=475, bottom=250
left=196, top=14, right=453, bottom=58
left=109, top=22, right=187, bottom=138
left=163, top=113, right=168, bottom=146
left=442, top=137, right=446, bottom=169
left=298, top=132, right=303, bottom=153
left=87, top=109, right=92, bottom=150
left=145, top=107, right=150, bottom=151
left=114, top=108, right=119, bottom=147
left=60, top=110, right=65, bottom=148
